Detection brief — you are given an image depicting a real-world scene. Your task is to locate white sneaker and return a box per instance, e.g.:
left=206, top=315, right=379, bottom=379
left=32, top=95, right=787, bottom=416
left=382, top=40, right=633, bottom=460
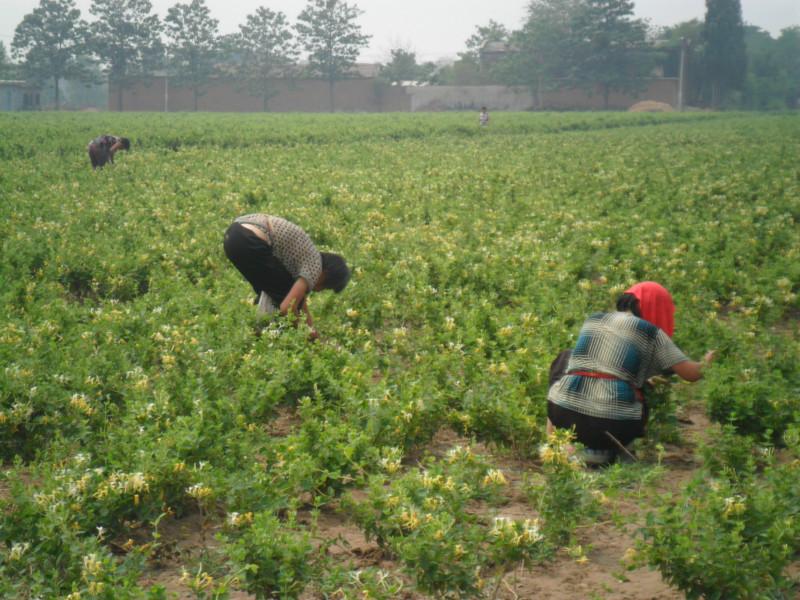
left=580, top=448, right=614, bottom=466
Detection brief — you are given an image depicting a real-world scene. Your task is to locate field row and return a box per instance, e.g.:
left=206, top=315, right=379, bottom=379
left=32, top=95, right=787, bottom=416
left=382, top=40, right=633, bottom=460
left=1, top=112, right=799, bottom=598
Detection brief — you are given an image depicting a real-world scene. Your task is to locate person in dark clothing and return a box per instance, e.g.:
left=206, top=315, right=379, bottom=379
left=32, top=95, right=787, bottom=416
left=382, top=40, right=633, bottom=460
left=223, top=213, right=350, bottom=339
left=87, top=135, right=130, bottom=169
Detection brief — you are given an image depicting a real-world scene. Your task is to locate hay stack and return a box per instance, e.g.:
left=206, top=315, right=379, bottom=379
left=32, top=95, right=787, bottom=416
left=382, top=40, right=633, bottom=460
left=628, top=100, right=674, bottom=113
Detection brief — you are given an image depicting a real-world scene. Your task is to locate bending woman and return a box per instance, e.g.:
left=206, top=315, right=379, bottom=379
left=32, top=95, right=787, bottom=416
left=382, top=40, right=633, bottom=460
left=87, top=135, right=130, bottom=169
left=546, top=281, right=714, bottom=464
left=223, top=213, right=350, bottom=338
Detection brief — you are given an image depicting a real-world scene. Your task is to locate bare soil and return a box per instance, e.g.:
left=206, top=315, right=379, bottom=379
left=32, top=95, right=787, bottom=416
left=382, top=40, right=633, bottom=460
left=132, top=405, right=721, bottom=599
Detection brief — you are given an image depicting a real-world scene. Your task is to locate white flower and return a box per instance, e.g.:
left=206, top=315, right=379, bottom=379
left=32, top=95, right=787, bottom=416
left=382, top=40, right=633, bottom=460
left=9, top=542, right=30, bottom=560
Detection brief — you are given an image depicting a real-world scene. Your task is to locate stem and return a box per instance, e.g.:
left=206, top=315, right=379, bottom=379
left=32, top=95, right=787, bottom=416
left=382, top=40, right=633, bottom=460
left=490, top=567, right=505, bottom=600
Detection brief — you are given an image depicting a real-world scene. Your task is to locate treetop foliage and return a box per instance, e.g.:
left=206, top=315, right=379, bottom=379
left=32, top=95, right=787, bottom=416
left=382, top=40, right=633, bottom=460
left=228, top=7, right=299, bottom=110
left=295, top=0, right=371, bottom=82
left=5, top=0, right=800, bottom=110
left=703, top=0, right=747, bottom=106
left=164, top=0, right=219, bottom=109
left=88, top=0, right=164, bottom=110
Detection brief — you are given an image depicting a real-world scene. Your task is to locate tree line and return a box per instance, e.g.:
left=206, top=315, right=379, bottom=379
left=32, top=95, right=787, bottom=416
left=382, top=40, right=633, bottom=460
left=4, top=0, right=370, bottom=111
left=2, top=0, right=798, bottom=111
left=404, top=0, right=798, bottom=110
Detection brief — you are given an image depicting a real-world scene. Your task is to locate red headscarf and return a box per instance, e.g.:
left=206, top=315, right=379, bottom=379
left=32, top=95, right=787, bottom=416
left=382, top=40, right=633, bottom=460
left=625, top=281, right=676, bottom=338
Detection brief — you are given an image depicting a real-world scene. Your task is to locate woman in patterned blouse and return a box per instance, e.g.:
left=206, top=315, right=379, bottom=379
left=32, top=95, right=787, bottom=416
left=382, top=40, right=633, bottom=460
left=87, top=135, right=130, bottom=169
left=546, top=281, right=714, bottom=464
left=223, top=214, right=350, bottom=339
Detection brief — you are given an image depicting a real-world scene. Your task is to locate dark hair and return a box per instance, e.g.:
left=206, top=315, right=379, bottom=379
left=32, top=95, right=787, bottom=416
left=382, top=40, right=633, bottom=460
left=120, top=137, right=131, bottom=150
left=616, top=293, right=642, bottom=318
left=321, top=252, right=350, bottom=293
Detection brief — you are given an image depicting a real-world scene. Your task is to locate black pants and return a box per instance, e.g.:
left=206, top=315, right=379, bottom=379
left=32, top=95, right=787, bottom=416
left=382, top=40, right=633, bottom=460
left=223, top=222, right=295, bottom=308
left=547, top=349, right=647, bottom=450
left=88, top=144, right=110, bottom=169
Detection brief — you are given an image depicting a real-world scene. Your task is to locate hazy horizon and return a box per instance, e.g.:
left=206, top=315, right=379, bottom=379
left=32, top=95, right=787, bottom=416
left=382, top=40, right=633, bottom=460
left=1, top=0, right=798, bottom=64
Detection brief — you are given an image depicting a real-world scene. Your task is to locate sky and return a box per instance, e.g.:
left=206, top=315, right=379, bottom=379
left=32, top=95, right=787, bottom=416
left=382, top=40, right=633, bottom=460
left=1, top=0, right=798, bottom=63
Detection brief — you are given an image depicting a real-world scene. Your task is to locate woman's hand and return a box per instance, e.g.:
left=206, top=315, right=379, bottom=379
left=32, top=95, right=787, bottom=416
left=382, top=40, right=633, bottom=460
left=279, top=278, right=310, bottom=315
left=673, top=350, right=716, bottom=383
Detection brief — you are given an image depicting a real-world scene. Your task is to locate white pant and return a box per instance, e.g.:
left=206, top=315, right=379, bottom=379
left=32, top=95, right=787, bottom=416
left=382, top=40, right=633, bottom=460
left=257, top=291, right=277, bottom=315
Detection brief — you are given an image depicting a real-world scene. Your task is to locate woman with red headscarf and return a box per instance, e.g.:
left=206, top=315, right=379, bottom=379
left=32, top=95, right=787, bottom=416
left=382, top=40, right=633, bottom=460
left=546, top=282, right=714, bottom=464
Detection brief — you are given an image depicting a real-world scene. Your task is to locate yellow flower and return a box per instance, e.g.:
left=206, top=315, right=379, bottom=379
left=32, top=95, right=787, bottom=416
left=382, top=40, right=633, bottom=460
left=227, top=511, right=254, bottom=527
left=483, top=469, right=508, bottom=486
left=400, top=509, right=420, bottom=531
left=69, top=393, right=96, bottom=416
left=187, top=483, right=213, bottom=501
left=82, top=553, right=103, bottom=579
left=622, top=547, right=639, bottom=564
left=88, top=582, right=106, bottom=595
left=723, top=495, right=746, bottom=518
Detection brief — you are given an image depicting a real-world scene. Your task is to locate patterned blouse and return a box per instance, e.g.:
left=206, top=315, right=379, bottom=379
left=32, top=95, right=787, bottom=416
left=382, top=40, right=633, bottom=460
left=234, top=214, right=322, bottom=289
left=88, top=135, right=121, bottom=150
left=547, top=312, right=688, bottom=421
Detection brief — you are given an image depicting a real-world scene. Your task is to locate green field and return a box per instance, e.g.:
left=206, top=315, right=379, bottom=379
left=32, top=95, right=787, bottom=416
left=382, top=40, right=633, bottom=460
left=1, top=112, right=799, bottom=599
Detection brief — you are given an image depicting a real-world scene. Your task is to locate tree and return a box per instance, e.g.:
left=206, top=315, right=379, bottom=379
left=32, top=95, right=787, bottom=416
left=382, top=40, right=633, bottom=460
left=740, top=25, right=800, bottom=110
left=741, top=26, right=780, bottom=110
left=0, top=42, right=18, bottom=79
left=775, top=27, right=800, bottom=108
left=88, top=0, right=163, bottom=111
left=463, top=20, right=510, bottom=61
left=165, top=0, right=219, bottom=111
left=703, top=0, right=746, bottom=108
left=295, top=0, right=370, bottom=111
left=571, top=0, right=653, bottom=109
left=379, top=48, right=435, bottom=84
left=230, top=7, right=298, bottom=111
left=498, top=0, right=584, bottom=105
left=12, top=0, right=89, bottom=110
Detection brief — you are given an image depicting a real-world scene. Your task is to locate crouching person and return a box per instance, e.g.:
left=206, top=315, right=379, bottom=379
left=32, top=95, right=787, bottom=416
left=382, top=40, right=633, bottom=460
left=223, top=213, right=350, bottom=340
left=88, top=135, right=130, bottom=169
left=546, top=281, right=714, bottom=465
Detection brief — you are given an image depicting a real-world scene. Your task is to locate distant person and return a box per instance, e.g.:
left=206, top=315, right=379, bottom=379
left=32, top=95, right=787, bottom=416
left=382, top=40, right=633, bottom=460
left=546, top=282, right=715, bottom=465
left=223, top=213, right=350, bottom=340
left=87, top=135, right=130, bottom=169
left=479, top=106, right=490, bottom=127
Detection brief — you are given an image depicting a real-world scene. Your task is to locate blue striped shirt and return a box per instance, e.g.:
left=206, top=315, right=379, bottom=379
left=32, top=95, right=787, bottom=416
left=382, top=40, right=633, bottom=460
left=548, top=312, right=688, bottom=420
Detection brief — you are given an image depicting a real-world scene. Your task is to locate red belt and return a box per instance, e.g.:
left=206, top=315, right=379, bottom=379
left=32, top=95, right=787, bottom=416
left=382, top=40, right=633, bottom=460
left=569, top=370, right=644, bottom=403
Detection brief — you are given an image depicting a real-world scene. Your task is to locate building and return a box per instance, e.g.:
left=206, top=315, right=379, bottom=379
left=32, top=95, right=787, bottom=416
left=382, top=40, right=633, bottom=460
left=479, top=41, right=512, bottom=72
left=0, top=81, right=41, bottom=111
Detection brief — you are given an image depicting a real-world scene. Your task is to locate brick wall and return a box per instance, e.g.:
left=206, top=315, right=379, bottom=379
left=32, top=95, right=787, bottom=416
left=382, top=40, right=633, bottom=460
left=111, top=77, right=410, bottom=112
left=410, top=80, right=678, bottom=111
left=112, top=77, right=678, bottom=112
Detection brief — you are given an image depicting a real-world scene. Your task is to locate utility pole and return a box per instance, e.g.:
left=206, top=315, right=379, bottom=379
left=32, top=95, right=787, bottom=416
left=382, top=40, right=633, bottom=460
left=678, top=37, right=691, bottom=111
